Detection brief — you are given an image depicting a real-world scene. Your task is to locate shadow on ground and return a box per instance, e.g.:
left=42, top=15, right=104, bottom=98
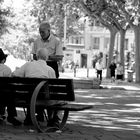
left=0, top=89, right=140, bottom=140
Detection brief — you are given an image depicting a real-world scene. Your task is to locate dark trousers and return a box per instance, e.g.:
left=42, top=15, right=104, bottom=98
left=0, top=94, right=17, bottom=118
left=97, top=70, right=102, bottom=81
left=47, top=61, right=59, bottom=78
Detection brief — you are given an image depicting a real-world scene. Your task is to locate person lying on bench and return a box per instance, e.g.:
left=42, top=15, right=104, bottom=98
left=13, top=48, right=60, bottom=128
left=0, top=48, right=22, bottom=126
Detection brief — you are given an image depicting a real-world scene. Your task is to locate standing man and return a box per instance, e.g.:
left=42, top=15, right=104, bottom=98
left=32, top=21, right=63, bottom=78
left=95, top=59, right=104, bottom=81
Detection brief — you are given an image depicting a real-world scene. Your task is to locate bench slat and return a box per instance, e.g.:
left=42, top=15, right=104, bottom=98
left=50, top=103, right=93, bottom=111
left=36, top=101, right=93, bottom=111
left=0, top=77, right=92, bottom=132
left=0, top=77, right=75, bottom=101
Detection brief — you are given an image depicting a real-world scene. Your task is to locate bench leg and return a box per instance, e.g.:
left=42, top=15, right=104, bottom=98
left=30, top=81, right=49, bottom=132
left=30, top=81, right=69, bottom=132
left=59, top=110, right=69, bottom=130
left=30, top=105, right=69, bottom=133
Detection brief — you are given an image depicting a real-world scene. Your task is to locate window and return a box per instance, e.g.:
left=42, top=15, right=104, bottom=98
left=91, top=37, right=100, bottom=49
left=125, top=39, right=128, bottom=50
left=76, top=37, right=79, bottom=44
left=104, top=37, right=110, bottom=49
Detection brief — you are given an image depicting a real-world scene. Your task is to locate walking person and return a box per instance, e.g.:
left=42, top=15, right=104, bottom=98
left=95, top=59, right=104, bottom=81
left=116, top=62, right=124, bottom=81
left=32, top=21, right=63, bottom=78
left=109, top=60, right=117, bottom=82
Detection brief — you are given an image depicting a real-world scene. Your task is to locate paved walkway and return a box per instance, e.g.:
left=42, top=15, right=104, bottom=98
left=1, top=88, right=140, bottom=139
left=59, top=68, right=140, bottom=91
left=0, top=73, right=140, bottom=139
left=101, top=78, right=140, bottom=91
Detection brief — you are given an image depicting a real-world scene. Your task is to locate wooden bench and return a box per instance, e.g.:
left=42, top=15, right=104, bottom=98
left=0, top=77, right=93, bottom=132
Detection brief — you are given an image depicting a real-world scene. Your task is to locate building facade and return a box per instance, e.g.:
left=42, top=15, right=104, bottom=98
left=63, top=19, right=135, bottom=68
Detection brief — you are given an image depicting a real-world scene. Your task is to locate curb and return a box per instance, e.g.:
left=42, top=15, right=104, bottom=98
left=72, top=78, right=140, bottom=90
left=100, top=85, right=126, bottom=90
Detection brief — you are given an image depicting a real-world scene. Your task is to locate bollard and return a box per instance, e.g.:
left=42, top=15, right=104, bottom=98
left=74, top=67, right=76, bottom=77
left=87, top=68, right=89, bottom=77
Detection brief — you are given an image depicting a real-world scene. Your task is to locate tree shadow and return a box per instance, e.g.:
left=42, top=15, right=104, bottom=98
left=0, top=88, right=140, bottom=139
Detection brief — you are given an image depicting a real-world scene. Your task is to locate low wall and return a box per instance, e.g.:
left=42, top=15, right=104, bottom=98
left=73, top=78, right=101, bottom=89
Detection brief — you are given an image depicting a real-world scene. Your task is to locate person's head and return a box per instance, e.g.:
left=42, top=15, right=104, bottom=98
left=117, top=62, right=121, bottom=66
left=36, top=48, right=49, bottom=61
left=0, top=48, right=8, bottom=64
left=111, top=60, right=115, bottom=64
left=39, top=22, right=51, bottom=41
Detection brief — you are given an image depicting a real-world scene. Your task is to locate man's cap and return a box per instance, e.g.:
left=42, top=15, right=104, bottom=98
left=0, top=48, right=8, bottom=61
left=39, top=22, right=51, bottom=30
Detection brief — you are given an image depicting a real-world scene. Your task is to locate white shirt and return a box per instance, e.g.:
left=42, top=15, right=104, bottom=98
left=0, top=64, right=11, bottom=77
left=32, top=34, right=63, bottom=56
left=13, top=60, right=56, bottom=78
left=116, top=65, right=123, bottom=75
left=95, top=61, right=104, bottom=70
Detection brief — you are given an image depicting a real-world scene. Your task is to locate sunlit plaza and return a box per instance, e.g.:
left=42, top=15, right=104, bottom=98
left=1, top=0, right=140, bottom=140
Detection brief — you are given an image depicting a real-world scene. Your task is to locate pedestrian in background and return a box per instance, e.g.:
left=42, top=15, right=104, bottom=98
left=95, top=59, right=104, bottom=81
left=109, top=60, right=116, bottom=82
left=116, top=62, right=124, bottom=81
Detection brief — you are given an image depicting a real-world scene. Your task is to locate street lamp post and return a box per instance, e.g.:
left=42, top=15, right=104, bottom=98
left=64, top=4, right=68, bottom=48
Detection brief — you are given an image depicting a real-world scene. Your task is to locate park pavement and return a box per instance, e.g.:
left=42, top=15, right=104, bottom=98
left=0, top=76, right=140, bottom=139
left=101, top=78, right=140, bottom=91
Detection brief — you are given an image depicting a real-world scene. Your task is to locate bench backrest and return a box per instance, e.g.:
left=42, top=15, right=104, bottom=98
left=0, top=77, right=75, bottom=102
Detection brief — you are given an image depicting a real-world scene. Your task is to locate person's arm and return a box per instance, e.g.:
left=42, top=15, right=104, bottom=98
left=48, top=55, right=63, bottom=61
left=32, top=54, right=37, bottom=60
left=49, top=38, right=63, bottom=61
left=31, top=39, right=38, bottom=60
left=12, top=63, right=28, bottom=77
left=4, top=66, right=12, bottom=77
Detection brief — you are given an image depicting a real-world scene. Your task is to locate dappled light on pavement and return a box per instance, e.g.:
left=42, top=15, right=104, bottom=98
left=0, top=89, right=140, bottom=139
left=67, top=89, right=140, bottom=133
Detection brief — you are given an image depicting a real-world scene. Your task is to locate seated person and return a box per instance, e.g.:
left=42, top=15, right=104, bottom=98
left=13, top=48, right=60, bottom=127
left=0, top=48, right=22, bottom=126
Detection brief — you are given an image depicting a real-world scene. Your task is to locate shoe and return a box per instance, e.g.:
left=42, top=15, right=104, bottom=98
left=53, top=116, right=60, bottom=128
left=46, top=127, right=59, bottom=132
left=47, top=116, right=60, bottom=128
left=7, top=117, right=22, bottom=126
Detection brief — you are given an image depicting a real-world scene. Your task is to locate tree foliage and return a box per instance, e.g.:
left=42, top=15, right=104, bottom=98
left=0, top=0, right=11, bottom=35
left=1, top=0, right=84, bottom=60
left=114, top=0, right=140, bottom=82
left=29, top=0, right=83, bottom=38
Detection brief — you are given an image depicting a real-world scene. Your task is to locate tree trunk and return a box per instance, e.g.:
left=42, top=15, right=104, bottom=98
left=134, top=26, right=140, bottom=83
left=119, top=30, right=126, bottom=80
left=106, top=28, right=117, bottom=78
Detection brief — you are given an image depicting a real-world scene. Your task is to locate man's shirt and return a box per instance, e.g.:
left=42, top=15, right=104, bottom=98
left=0, top=64, right=11, bottom=77
left=32, top=34, right=63, bottom=56
left=95, top=62, right=104, bottom=71
left=116, top=65, right=123, bottom=75
left=13, top=60, right=56, bottom=78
